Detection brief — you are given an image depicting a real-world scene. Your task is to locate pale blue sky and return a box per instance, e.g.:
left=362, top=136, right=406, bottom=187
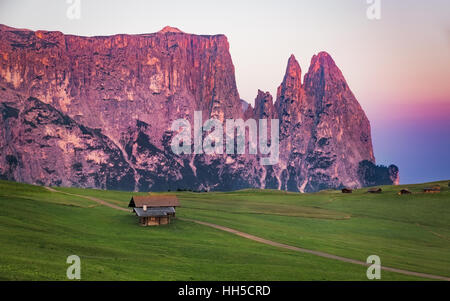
left=1, top=0, right=449, bottom=183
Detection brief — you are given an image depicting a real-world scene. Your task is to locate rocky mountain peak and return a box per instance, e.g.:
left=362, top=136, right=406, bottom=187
left=304, top=51, right=347, bottom=93
left=158, top=26, right=184, bottom=34
left=275, top=55, right=305, bottom=122
left=283, top=54, right=302, bottom=87
left=277, top=54, right=303, bottom=100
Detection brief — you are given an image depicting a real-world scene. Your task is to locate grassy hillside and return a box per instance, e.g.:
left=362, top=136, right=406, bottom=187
left=0, top=179, right=449, bottom=280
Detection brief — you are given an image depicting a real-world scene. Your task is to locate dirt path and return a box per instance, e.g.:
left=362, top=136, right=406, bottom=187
left=45, top=186, right=450, bottom=281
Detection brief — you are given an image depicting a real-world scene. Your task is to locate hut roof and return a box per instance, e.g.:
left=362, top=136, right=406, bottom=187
left=133, top=207, right=175, bottom=217
left=128, top=195, right=180, bottom=208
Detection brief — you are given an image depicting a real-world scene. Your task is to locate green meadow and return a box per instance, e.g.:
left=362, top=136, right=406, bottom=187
left=0, top=179, right=449, bottom=280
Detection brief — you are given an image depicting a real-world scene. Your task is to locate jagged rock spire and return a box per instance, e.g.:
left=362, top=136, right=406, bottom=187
left=276, top=54, right=303, bottom=104
left=304, top=51, right=348, bottom=97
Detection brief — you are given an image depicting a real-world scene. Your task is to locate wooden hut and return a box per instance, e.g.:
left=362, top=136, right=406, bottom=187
left=398, top=188, right=412, bottom=195
left=423, top=186, right=441, bottom=193
left=367, top=188, right=382, bottom=193
left=128, top=195, right=180, bottom=226
left=341, top=188, right=353, bottom=194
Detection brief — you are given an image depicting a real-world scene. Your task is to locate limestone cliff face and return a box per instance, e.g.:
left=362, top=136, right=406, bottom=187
left=0, top=24, right=245, bottom=191
left=0, top=24, right=396, bottom=191
left=0, top=24, right=241, bottom=147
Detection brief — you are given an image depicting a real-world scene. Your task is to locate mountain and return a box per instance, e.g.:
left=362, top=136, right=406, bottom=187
left=276, top=52, right=378, bottom=192
left=0, top=24, right=398, bottom=192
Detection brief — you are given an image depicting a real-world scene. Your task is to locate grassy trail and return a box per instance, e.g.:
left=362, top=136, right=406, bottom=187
left=44, top=187, right=130, bottom=212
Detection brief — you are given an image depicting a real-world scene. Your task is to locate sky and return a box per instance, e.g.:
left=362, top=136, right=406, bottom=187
left=0, top=0, right=449, bottom=184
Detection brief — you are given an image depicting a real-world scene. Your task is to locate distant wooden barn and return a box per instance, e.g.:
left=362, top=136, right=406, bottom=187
left=423, top=186, right=441, bottom=194
left=341, top=188, right=353, bottom=193
left=128, top=195, right=180, bottom=226
left=398, top=188, right=412, bottom=195
left=367, top=188, right=382, bottom=193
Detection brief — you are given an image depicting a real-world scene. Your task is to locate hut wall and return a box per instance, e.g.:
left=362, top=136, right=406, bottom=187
left=147, top=217, right=160, bottom=226
left=160, top=216, right=170, bottom=225
left=137, top=215, right=173, bottom=226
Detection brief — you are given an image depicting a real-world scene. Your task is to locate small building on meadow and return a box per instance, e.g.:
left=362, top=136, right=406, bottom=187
left=342, top=188, right=353, bottom=193
left=398, top=188, right=412, bottom=195
left=128, top=195, right=180, bottom=226
left=423, top=186, right=441, bottom=194
left=367, top=188, right=382, bottom=193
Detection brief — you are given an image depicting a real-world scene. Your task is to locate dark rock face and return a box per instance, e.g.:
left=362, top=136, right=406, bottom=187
left=358, top=160, right=400, bottom=187
left=254, top=90, right=276, bottom=119
left=0, top=24, right=397, bottom=191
